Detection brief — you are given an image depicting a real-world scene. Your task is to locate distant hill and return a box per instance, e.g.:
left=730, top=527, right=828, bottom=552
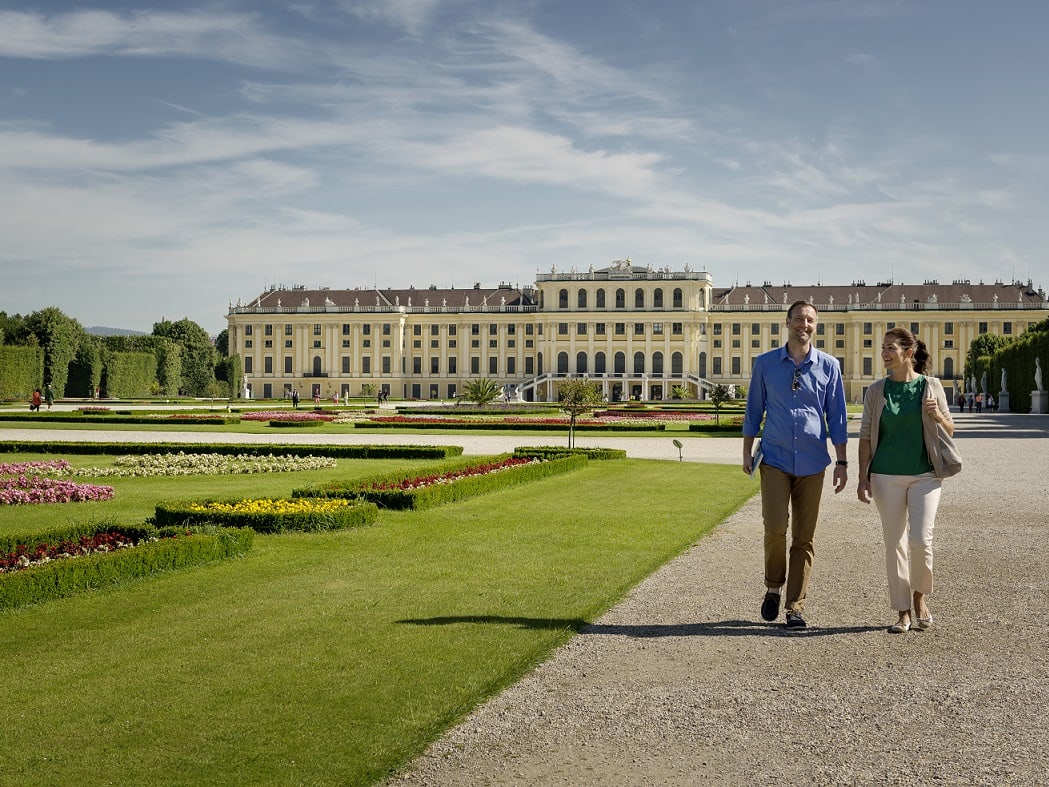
left=86, top=326, right=148, bottom=337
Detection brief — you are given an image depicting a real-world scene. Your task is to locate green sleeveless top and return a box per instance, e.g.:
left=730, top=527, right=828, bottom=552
left=870, top=376, right=934, bottom=476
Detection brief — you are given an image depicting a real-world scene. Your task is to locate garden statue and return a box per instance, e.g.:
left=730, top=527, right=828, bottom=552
left=1036, top=358, right=1044, bottom=392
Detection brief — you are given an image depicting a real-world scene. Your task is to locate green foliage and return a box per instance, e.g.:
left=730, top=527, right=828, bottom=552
left=152, top=500, right=379, bottom=533
left=215, top=353, right=242, bottom=398
left=0, top=311, right=30, bottom=345
left=707, top=383, right=732, bottom=425
left=556, top=378, right=603, bottom=448
left=24, top=306, right=85, bottom=396
left=268, top=418, right=326, bottom=428
left=0, top=439, right=462, bottom=459
left=66, top=335, right=102, bottom=397
left=513, top=445, right=627, bottom=460
left=461, top=377, right=502, bottom=405
left=688, top=418, right=745, bottom=433
left=0, top=345, right=43, bottom=402
left=979, top=327, right=1049, bottom=413
left=0, top=524, right=253, bottom=611
left=153, top=318, right=218, bottom=396
left=965, top=332, right=1012, bottom=382
left=103, top=352, right=158, bottom=398
left=299, top=455, right=588, bottom=510
left=214, top=328, right=230, bottom=356
left=671, top=384, right=694, bottom=400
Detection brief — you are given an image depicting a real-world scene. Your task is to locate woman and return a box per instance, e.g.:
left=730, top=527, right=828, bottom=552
left=858, top=327, right=955, bottom=633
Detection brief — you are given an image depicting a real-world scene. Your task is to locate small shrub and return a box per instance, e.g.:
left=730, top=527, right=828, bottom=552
left=153, top=498, right=379, bottom=533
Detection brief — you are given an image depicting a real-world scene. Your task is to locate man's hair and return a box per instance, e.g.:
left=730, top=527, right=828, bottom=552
left=786, top=299, right=818, bottom=320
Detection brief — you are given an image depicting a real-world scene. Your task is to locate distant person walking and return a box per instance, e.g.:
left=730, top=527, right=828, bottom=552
left=29, top=388, right=42, bottom=411
left=743, top=300, right=849, bottom=631
left=43, top=384, right=54, bottom=410
left=858, top=327, right=954, bottom=634
left=291, top=389, right=300, bottom=409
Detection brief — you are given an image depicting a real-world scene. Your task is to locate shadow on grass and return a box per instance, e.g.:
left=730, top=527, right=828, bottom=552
left=398, top=614, right=588, bottom=631
left=398, top=615, right=883, bottom=637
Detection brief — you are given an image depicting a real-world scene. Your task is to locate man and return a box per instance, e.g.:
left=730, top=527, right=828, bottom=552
left=742, top=300, right=849, bottom=630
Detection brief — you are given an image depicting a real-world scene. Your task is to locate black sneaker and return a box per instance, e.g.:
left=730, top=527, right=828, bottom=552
left=760, top=591, right=781, bottom=622
left=785, top=611, right=807, bottom=630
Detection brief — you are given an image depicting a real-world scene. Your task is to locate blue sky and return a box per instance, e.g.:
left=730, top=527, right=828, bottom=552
left=2, top=0, right=1047, bottom=335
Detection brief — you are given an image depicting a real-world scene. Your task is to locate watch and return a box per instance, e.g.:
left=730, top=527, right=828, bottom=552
left=835, top=460, right=849, bottom=467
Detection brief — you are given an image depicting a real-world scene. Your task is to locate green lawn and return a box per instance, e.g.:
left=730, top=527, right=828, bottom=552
left=0, top=447, right=756, bottom=786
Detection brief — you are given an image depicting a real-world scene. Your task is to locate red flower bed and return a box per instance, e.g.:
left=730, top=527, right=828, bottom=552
left=367, top=456, right=533, bottom=491
left=1, top=531, right=142, bottom=573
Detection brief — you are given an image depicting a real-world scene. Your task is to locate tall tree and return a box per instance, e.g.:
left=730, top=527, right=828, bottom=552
left=153, top=318, right=218, bottom=396
left=214, top=328, right=230, bottom=357
left=24, top=307, right=85, bottom=396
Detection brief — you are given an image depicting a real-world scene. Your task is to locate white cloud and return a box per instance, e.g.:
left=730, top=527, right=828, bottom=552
left=0, top=9, right=314, bottom=69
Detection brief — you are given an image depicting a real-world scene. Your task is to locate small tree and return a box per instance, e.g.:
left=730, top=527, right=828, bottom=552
left=708, top=383, right=731, bottom=426
left=556, top=378, right=603, bottom=448
left=461, top=377, right=502, bottom=405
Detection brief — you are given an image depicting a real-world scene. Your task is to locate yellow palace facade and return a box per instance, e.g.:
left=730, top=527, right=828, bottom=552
left=225, top=260, right=1047, bottom=404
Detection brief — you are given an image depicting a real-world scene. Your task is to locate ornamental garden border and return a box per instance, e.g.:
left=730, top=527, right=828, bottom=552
left=294, top=453, right=589, bottom=510
left=0, top=522, right=253, bottom=611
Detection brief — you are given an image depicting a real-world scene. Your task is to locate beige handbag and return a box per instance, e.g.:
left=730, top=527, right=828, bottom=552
left=923, top=378, right=961, bottom=478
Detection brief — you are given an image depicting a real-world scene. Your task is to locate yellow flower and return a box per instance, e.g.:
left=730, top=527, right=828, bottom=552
left=188, top=498, right=350, bottom=515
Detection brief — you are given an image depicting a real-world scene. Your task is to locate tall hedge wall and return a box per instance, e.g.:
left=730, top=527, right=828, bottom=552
left=102, top=352, right=158, bottom=398
left=0, top=345, right=44, bottom=402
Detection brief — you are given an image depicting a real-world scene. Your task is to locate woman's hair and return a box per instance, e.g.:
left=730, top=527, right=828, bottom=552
left=885, top=326, right=930, bottom=374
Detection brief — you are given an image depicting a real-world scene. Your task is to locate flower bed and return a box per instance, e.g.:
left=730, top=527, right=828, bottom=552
left=3, top=530, right=145, bottom=573
left=358, top=415, right=661, bottom=431
left=153, top=497, right=379, bottom=533
left=0, top=460, right=73, bottom=476
left=0, top=476, right=114, bottom=505
left=0, top=523, right=253, bottom=610
left=296, top=453, right=588, bottom=510
left=240, top=410, right=336, bottom=422
left=60, top=452, right=336, bottom=477
left=0, top=440, right=462, bottom=460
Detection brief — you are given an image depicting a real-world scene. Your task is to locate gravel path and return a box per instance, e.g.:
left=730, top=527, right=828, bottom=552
left=3, top=412, right=1047, bottom=784
left=383, top=412, right=1049, bottom=786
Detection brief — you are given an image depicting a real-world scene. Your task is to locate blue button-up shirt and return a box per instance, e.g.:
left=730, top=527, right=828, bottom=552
left=743, top=345, right=848, bottom=477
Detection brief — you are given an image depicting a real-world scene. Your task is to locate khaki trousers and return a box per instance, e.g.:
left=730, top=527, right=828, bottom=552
left=760, top=465, right=826, bottom=613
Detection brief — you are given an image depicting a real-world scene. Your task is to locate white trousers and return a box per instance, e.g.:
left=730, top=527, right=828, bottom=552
left=869, top=472, right=942, bottom=612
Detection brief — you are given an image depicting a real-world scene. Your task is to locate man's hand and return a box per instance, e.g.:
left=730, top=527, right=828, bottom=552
left=832, top=464, right=848, bottom=493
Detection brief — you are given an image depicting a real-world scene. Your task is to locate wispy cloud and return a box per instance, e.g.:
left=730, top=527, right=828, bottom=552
left=0, top=9, right=313, bottom=69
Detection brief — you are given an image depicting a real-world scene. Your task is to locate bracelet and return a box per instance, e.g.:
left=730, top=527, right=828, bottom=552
left=835, top=460, right=848, bottom=467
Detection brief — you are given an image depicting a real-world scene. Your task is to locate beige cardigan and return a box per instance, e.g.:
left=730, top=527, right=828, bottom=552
left=859, top=375, right=955, bottom=478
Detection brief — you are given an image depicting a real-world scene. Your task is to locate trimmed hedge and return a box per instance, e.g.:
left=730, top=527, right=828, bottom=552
left=512, top=445, right=627, bottom=461
left=0, top=523, right=253, bottom=611
left=687, top=420, right=744, bottom=433
left=0, top=441, right=463, bottom=459
left=152, top=499, right=379, bottom=533
left=0, top=412, right=240, bottom=425
left=356, top=420, right=664, bottom=432
left=267, top=419, right=327, bottom=428
left=296, top=454, right=588, bottom=510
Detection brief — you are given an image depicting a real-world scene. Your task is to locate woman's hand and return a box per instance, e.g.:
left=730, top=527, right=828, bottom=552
left=857, top=478, right=873, bottom=504
left=924, top=398, right=944, bottom=423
